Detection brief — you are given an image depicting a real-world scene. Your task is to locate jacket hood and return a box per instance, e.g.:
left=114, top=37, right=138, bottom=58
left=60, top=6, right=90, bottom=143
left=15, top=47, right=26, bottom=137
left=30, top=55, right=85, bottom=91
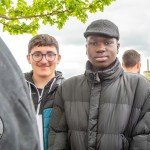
left=85, top=58, right=124, bottom=83
left=25, top=70, right=64, bottom=82
left=25, top=70, right=64, bottom=92
left=24, top=70, right=34, bottom=83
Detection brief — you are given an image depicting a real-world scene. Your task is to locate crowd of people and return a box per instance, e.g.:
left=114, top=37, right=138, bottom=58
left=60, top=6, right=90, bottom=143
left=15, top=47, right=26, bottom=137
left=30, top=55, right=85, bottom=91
left=1, top=19, right=150, bottom=150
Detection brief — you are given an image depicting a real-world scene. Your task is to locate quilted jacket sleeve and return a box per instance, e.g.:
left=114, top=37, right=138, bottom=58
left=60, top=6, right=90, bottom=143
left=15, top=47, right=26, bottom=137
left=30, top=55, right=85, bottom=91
left=130, top=93, right=150, bottom=150
left=0, top=37, right=40, bottom=150
left=48, top=86, right=69, bottom=150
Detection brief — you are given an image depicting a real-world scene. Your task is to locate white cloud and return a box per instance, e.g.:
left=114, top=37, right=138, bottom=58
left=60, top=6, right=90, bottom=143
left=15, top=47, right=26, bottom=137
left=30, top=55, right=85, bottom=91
left=1, top=0, right=150, bottom=78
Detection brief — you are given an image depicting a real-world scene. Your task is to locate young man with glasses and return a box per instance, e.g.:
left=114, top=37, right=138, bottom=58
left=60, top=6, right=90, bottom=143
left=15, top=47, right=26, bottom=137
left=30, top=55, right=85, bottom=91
left=25, top=34, right=64, bottom=150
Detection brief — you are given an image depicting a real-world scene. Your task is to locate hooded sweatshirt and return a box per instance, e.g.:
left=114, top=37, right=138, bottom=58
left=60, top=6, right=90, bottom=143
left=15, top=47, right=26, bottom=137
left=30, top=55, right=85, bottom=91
left=25, top=70, right=64, bottom=150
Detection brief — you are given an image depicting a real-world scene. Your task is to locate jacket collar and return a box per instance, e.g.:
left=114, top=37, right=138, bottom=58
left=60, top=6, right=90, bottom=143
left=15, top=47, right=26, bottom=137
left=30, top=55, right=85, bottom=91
left=24, top=70, right=64, bottom=88
left=85, top=58, right=124, bottom=83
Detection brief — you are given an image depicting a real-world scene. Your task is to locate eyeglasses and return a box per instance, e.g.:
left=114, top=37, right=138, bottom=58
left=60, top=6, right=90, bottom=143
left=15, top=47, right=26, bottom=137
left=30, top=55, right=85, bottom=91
left=31, top=52, right=57, bottom=62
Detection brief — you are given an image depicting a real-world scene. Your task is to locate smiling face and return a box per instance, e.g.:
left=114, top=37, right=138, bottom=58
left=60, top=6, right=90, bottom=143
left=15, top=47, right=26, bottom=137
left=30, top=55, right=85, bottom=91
left=86, top=35, right=120, bottom=71
left=27, top=46, right=61, bottom=79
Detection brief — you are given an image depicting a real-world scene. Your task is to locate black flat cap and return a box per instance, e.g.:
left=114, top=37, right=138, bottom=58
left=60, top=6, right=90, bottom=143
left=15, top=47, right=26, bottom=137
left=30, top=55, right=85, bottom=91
left=84, top=19, right=119, bottom=40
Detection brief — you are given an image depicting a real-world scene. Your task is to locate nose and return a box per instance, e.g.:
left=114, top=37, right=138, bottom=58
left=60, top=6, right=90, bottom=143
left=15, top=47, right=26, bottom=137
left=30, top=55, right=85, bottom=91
left=40, top=54, right=48, bottom=63
left=95, top=42, right=106, bottom=53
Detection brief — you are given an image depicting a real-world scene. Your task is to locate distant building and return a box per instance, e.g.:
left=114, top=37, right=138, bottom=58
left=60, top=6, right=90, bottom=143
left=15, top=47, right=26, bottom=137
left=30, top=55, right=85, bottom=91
left=143, top=59, right=150, bottom=79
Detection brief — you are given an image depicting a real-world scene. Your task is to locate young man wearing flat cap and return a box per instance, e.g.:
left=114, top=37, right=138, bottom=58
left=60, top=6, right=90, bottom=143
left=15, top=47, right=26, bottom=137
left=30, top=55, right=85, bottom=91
left=48, top=19, right=150, bottom=150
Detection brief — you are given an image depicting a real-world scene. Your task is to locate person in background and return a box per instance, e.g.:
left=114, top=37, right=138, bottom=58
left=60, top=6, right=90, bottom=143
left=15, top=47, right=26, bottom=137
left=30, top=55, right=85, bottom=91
left=0, top=37, right=40, bottom=150
left=122, top=49, right=141, bottom=73
left=25, top=34, right=64, bottom=150
left=49, top=19, right=150, bottom=150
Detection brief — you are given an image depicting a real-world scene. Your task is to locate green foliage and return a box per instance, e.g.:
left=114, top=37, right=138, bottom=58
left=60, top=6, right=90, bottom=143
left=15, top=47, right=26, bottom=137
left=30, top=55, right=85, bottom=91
left=0, top=0, right=116, bottom=35
left=143, top=71, right=150, bottom=80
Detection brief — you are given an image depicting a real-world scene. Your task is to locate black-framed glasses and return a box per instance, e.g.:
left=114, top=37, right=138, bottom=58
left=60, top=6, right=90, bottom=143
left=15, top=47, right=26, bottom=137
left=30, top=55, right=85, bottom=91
left=31, top=52, right=57, bottom=62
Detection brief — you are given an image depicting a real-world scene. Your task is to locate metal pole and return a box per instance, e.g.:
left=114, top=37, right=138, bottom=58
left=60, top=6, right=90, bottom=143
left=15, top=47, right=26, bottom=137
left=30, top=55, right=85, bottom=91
left=147, top=59, right=149, bottom=71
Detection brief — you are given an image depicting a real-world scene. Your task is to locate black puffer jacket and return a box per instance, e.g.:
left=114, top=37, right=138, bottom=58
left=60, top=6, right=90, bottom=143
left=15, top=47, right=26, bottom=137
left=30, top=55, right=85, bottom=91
left=49, top=59, right=150, bottom=150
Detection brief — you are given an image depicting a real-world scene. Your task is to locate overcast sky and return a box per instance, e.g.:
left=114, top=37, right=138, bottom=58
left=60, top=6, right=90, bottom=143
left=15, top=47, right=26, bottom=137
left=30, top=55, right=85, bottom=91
left=1, top=0, right=150, bottom=78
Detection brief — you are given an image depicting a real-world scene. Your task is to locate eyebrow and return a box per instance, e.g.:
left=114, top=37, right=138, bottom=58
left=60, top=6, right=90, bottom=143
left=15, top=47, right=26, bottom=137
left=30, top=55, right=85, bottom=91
left=32, top=51, right=55, bottom=53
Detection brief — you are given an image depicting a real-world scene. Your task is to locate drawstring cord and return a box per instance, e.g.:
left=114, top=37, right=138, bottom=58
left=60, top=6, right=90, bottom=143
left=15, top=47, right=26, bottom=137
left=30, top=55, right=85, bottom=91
left=37, top=78, right=56, bottom=114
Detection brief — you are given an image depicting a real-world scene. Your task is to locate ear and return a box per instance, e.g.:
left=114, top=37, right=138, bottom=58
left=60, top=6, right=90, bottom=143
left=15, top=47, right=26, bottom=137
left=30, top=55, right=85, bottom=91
left=56, top=54, right=61, bottom=64
left=137, top=63, right=141, bottom=69
left=122, top=62, right=125, bottom=68
left=26, top=54, right=31, bottom=64
left=135, top=63, right=141, bottom=74
left=117, top=43, right=120, bottom=54
left=86, top=44, right=88, bottom=55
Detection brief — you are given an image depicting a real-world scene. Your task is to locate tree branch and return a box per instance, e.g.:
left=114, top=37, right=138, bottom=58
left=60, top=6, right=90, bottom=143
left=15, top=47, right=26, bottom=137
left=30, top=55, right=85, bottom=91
left=0, top=9, right=73, bottom=20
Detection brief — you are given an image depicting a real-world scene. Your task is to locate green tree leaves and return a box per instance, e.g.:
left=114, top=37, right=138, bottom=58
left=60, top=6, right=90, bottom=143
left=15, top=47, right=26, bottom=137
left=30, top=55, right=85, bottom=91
left=0, top=0, right=116, bottom=35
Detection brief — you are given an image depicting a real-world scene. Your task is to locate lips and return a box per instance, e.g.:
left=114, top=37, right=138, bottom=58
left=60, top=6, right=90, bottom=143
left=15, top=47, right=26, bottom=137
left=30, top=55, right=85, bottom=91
left=37, top=65, right=50, bottom=70
left=37, top=64, right=50, bottom=67
left=95, top=56, right=108, bottom=61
